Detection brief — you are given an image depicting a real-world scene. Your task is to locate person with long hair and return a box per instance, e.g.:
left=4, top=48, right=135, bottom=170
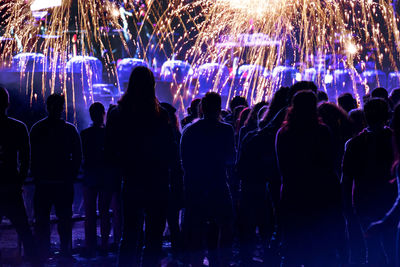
left=276, top=90, right=344, bottom=266
left=105, top=66, right=182, bottom=267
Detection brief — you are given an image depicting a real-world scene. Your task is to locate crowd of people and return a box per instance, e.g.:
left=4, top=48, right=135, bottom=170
left=1, top=65, right=400, bottom=266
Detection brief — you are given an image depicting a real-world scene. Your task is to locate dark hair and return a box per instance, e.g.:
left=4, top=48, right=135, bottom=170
left=201, top=92, right=222, bottom=118
left=244, top=101, right=267, bottom=128
left=283, top=90, right=319, bottom=130
left=260, top=86, right=289, bottom=128
left=236, top=107, right=250, bottom=133
left=46, top=93, right=65, bottom=109
left=338, top=93, right=357, bottom=113
left=118, top=66, right=159, bottom=115
left=0, top=87, right=9, bottom=112
left=230, top=95, right=248, bottom=111
left=363, top=97, right=389, bottom=127
left=348, top=109, right=367, bottom=135
left=288, top=81, right=318, bottom=102
left=318, top=102, right=352, bottom=140
left=371, top=87, right=389, bottom=100
left=89, top=102, right=105, bottom=124
left=188, top=98, right=201, bottom=117
left=46, top=93, right=65, bottom=118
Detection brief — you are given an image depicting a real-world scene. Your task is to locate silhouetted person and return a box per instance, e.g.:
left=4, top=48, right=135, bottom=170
left=81, top=102, right=115, bottom=257
left=160, top=102, right=184, bottom=258
left=238, top=101, right=267, bottom=146
left=371, top=87, right=389, bottom=101
left=318, top=102, right=353, bottom=175
left=181, top=92, right=235, bottom=267
left=30, top=93, right=82, bottom=260
left=349, top=108, right=367, bottom=136
left=106, top=67, right=181, bottom=267
left=338, top=93, right=357, bottom=113
left=365, top=103, right=400, bottom=266
left=276, top=91, right=344, bottom=266
left=224, top=96, right=248, bottom=126
left=181, top=98, right=201, bottom=128
left=342, top=98, right=397, bottom=264
left=259, top=86, right=289, bottom=129
left=0, top=87, right=37, bottom=265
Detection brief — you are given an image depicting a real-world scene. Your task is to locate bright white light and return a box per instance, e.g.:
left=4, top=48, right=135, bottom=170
left=324, top=74, right=333, bottom=84
left=31, top=0, right=62, bottom=11
left=346, top=42, right=358, bottom=55
left=295, top=72, right=302, bottom=81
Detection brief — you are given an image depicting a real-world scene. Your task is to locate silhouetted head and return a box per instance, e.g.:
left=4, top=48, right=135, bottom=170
left=244, top=101, right=267, bottom=128
left=89, top=102, right=105, bottom=126
left=201, top=92, right=222, bottom=119
left=260, top=86, right=289, bottom=128
left=188, top=98, right=201, bottom=117
left=390, top=88, right=400, bottom=107
left=236, top=107, right=250, bottom=133
left=338, top=93, right=357, bottom=113
left=229, top=95, right=248, bottom=112
left=363, top=97, right=389, bottom=128
left=284, top=90, right=318, bottom=130
left=318, top=102, right=351, bottom=137
left=46, top=93, right=65, bottom=119
left=317, top=90, right=328, bottom=103
left=118, top=66, right=159, bottom=114
left=348, top=108, right=367, bottom=135
left=0, top=87, right=9, bottom=116
left=288, top=81, right=318, bottom=102
left=371, top=87, right=389, bottom=101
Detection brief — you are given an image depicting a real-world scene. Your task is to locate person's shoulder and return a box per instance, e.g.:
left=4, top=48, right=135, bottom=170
left=345, top=130, right=366, bottom=150
left=65, top=121, right=78, bottom=131
left=30, top=117, right=48, bottom=132
left=182, top=118, right=201, bottom=135
left=6, top=117, right=27, bottom=129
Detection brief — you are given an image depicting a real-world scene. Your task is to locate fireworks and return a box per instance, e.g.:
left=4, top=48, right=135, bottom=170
left=0, top=0, right=400, bottom=112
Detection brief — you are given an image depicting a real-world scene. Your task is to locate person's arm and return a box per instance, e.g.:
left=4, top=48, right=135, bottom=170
left=18, top=123, right=30, bottom=185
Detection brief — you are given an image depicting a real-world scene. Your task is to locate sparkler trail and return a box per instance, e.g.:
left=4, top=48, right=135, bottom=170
left=0, top=0, right=399, bottom=111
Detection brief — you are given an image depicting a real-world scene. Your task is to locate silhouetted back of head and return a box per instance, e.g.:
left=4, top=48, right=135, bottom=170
left=89, top=102, right=105, bottom=125
left=288, top=81, right=318, bottom=103
left=118, top=66, right=158, bottom=115
left=364, top=98, right=389, bottom=128
left=284, top=90, right=318, bottom=130
left=371, top=87, right=389, bottom=101
left=338, top=93, right=357, bottom=113
left=46, top=93, right=65, bottom=119
left=230, top=95, right=248, bottom=111
left=189, top=98, right=201, bottom=117
left=0, top=87, right=9, bottom=115
left=202, top=92, right=221, bottom=119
